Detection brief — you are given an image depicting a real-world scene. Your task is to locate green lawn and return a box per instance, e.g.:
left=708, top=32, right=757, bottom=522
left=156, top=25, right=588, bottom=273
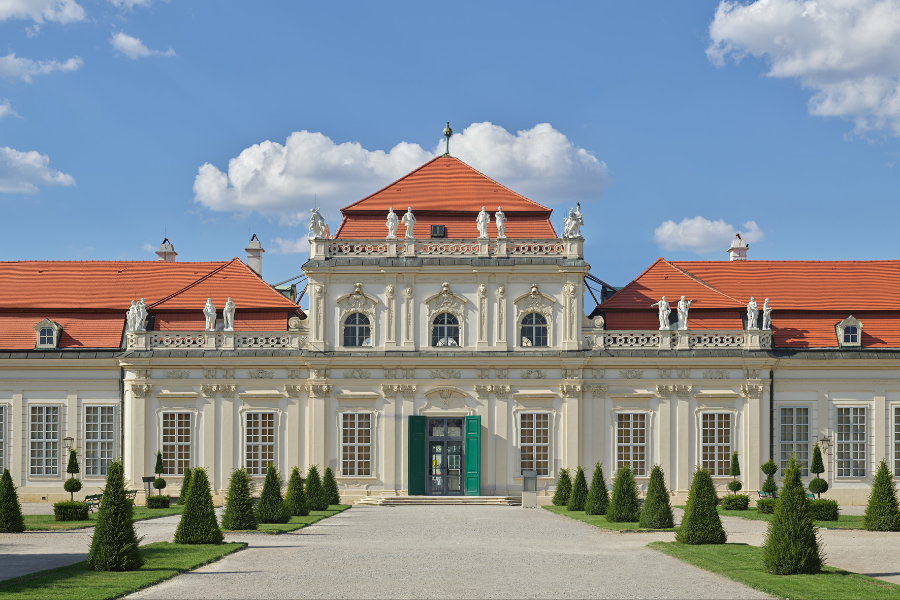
left=24, top=505, right=184, bottom=531
left=228, top=505, right=351, bottom=535
left=0, top=541, right=245, bottom=600
left=675, top=505, right=865, bottom=530
left=543, top=506, right=676, bottom=532
left=650, top=542, right=900, bottom=600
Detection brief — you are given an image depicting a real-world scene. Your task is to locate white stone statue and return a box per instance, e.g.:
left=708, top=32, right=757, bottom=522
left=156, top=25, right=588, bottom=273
left=476, top=206, right=490, bottom=239
left=762, top=298, right=772, bottom=330
left=495, top=206, right=507, bottom=239
left=650, top=296, right=671, bottom=330
left=130, top=298, right=148, bottom=332
left=386, top=207, right=399, bottom=240
left=223, top=297, right=236, bottom=332
left=308, top=207, right=326, bottom=239
left=401, top=207, right=416, bottom=239
left=563, top=203, right=584, bottom=239
left=126, top=300, right=137, bottom=332
left=746, top=297, right=759, bottom=330
left=203, top=298, right=216, bottom=331
left=677, top=296, right=692, bottom=330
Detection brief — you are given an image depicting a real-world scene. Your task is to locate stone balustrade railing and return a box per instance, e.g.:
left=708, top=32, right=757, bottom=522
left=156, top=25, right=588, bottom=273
left=126, top=330, right=308, bottom=351
left=309, top=237, right=582, bottom=260
left=583, top=329, right=773, bottom=351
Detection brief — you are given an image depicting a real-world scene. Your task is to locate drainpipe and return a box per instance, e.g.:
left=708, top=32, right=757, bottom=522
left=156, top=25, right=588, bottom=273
left=769, top=369, right=774, bottom=462
left=119, top=367, right=125, bottom=461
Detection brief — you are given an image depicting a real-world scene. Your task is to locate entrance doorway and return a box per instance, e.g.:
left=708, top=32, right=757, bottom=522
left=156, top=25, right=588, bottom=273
left=426, top=418, right=464, bottom=496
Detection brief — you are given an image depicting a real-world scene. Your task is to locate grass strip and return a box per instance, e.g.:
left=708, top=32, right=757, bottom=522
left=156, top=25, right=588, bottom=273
left=543, top=505, right=675, bottom=532
left=24, top=505, right=184, bottom=531
left=650, top=542, right=900, bottom=600
left=229, top=505, right=351, bottom=535
left=673, top=505, right=865, bottom=530
left=0, top=541, right=245, bottom=600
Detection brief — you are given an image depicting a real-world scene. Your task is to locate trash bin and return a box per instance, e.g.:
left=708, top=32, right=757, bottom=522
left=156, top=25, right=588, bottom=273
left=522, top=470, right=537, bottom=508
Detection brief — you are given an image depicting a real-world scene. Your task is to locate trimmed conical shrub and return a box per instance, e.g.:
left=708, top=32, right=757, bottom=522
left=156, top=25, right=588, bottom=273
left=676, top=467, right=726, bottom=545
left=221, top=468, right=257, bottom=531
left=808, top=444, right=828, bottom=499
left=64, top=449, right=82, bottom=502
left=256, top=464, right=289, bottom=524
left=567, top=466, right=588, bottom=511
left=639, top=465, right=674, bottom=529
left=177, top=467, right=193, bottom=505
left=0, top=468, right=25, bottom=533
left=87, top=461, right=144, bottom=570
left=284, top=467, right=309, bottom=517
left=551, top=468, right=571, bottom=506
left=174, top=468, right=223, bottom=544
left=761, top=459, right=778, bottom=496
left=607, top=464, right=641, bottom=522
left=323, top=467, right=341, bottom=506
left=727, top=451, right=743, bottom=495
left=585, top=462, right=609, bottom=516
left=863, top=459, right=900, bottom=532
left=306, top=465, right=327, bottom=511
left=763, top=456, right=823, bottom=573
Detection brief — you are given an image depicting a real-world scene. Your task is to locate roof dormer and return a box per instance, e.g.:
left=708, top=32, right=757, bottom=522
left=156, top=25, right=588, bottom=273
left=835, top=315, right=863, bottom=348
left=34, top=318, right=62, bottom=349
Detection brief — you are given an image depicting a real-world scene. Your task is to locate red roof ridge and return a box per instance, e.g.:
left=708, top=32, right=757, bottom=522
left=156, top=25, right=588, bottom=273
left=666, top=262, right=743, bottom=304
left=600, top=257, right=667, bottom=306
left=147, top=260, right=236, bottom=308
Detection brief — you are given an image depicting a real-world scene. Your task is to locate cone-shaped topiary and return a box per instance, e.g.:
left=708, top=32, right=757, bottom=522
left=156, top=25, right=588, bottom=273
left=305, top=465, right=328, bottom=511
left=567, top=466, right=588, bottom=511
left=763, top=456, right=823, bottom=574
left=323, top=466, right=341, bottom=506
left=256, top=464, right=289, bottom=524
left=177, top=467, right=192, bottom=505
left=221, top=468, right=257, bottom=530
left=67, top=449, right=80, bottom=475
left=64, top=449, right=82, bottom=501
left=551, top=468, right=571, bottom=507
left=808, top=444, right=828, bottom=499
left=727, top=451, right=742, bottom=495
left=284, top=466, right=309, bottom=517
left=154, top=451, right=164, bottom=476
left=639, top=465, right=674, bottom=529
left=863, top=459, right=900, bottom=532
left=0, top=468, right=25, bottom=533
left=585, top=462, right=609, bottom=516
left=174, top=467, right=223, bottom=544
left=87, top=461, right=144, bottom=570
left=676, top=467, right=727, bottom=545
left=607, top=464, right=641, bottom=522
left=761, top=459, right=779, bottom=496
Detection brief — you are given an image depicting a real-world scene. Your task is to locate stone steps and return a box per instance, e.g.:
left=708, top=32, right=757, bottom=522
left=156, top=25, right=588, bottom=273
left=354, top=495, right=522, bottom=506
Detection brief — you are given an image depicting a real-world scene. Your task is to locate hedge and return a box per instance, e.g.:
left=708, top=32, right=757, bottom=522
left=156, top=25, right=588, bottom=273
left=757, top=498, right=777, bottom=514
left=54, top=500, right=89, bottom=521
left=808, top=499, right=838, bottom=521
left=147, top=495, right=171, bottom=509
left=721, top=494, right=750, bottom=511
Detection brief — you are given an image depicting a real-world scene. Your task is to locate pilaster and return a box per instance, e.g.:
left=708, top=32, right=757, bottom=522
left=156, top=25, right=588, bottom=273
left=402, top=284, right=415, bottom=349
left=494, top=278, right=508, bottom=350
left=476, top=278, right=489, bottom=349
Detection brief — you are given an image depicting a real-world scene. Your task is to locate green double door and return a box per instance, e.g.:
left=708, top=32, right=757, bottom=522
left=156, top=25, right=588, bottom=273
left=409, top=415, right=480, bottom=496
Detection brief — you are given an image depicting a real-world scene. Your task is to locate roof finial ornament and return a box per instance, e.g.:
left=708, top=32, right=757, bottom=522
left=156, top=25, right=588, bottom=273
left=443, top=121, right=453, bottom=156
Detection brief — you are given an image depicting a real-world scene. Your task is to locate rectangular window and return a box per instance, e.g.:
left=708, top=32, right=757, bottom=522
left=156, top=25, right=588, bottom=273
left=519, top=413, right=550, bottom=476
left=161, top=412, right=191, bottom=475
left=245, top=412, right=275, bottom=476
left=779, top=407, right=809, bottom=476
left=616, top=413, right=647, bottom=476
left=894, top=406, right=900, bottom=477
left=30, top=405, right=59, bottom=476
left=701, top=413, right=731, bottom=476
left=341, top=413, right=371, bottom=477
left=85, top=406, right=115, bottom=477
left=836, top=407, right=866, bottom=477
left=0, top=405, right=4, bottom=471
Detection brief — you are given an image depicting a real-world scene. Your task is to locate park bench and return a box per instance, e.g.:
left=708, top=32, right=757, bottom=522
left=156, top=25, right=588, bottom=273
left=84, top=494, right=103, bottom=512
left=757, top=490, right=776, bottom=499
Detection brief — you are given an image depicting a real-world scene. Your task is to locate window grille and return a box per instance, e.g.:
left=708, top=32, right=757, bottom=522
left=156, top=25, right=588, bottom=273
left=894, top=406, right=900, bottom=477
left=616, top=413, right=646, bottom=476
left=161, top=412, right=191, bottom=475
left=0, top=405, right=4, bottom=471
left=843, top=326, right=859, bottom=344
left=343, top=313, right=372, bottom=347
left=245, top=412, right=275, bottom=475
left=779, top=407, right=809, bottom=476
left=519, top=413, right=549, bottom=476
left=39, top=327, right=55, bottom=346
left=342, top=413, right=371, bottom=477
left=85, top=406, right=115, bottom=476
left=30, top=405, right=59, bottom=476
left=432, top=313, right=460, bottom=346
left=520, top=313, right=548, bottom=347
left=836, top=407, right=866, bottom=477
left=701, top=413, right=731, bottom=476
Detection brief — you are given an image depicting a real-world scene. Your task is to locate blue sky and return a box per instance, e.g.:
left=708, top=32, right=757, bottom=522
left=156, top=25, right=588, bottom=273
left=2, top=0, right=899, bottom=294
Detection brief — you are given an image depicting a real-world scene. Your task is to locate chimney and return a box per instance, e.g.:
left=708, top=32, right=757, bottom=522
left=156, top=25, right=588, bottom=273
left=727, top=233, right=748, bottom=261
left=245, top=234, right=264, bottom=277
left=156, top=238, right=177, bottom=262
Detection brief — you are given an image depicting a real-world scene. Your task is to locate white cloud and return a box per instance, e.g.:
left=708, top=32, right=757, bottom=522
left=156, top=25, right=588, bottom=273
left=193, top=122, right=608, bottom=225
left=142, top=243, right=155, bottom=252
left=108, top=0, right=157, bottom=8
left=110, top=32, right=176, bottom=60
left=654, top=216, right=764, bottom=254
left=0, top=52, right=82, bottom=83
left=0, top=100, right=20, bottom=119
left=708, top=0, right=900, bottom=135
left=0, top=0, right=86, bottom=28
left=269, top=237, right=310, bottom=255
left=0, top=146, right=75, bottom=194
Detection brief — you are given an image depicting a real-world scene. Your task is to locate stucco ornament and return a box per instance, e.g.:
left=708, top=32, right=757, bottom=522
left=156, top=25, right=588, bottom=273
left=223, top=297, right=236, bottom=332
left=385, top=207, right=399, bottom=239
left=762, top=298, right=772, bottom=330
left=494, top=206, right=507, bottom=238
left=650, top=296, right=671, bottom=330
left=426, top=282, right=466, bottom=320
left=308, top=207, right=326, bottom=239
left=476, top=206, right=490, bottom=239
left=203, top=298, right=216, bottom=331
left=676, top=296, right=692, bottom=330
left=336, top=283, right=378, bottom=346
left=746, top=297, right=758, bottom=330
left=562, top=203, right=583, bottom=239
left=401, top=207, right=416, bottom=239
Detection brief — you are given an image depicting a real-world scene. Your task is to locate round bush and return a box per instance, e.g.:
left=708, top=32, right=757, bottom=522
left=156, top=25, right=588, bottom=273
left=727, top=480, right=743, bottom=494
left=808, top=499, right=839, bottom=521
left=153, top=478, right=167, bottom=491
left=722, top=494, right=750, bottom=510
left=64, top=477, right=83, bottom=494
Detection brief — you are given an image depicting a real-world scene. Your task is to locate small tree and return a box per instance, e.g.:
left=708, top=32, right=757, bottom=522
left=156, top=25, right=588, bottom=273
left=863, top=459, right=900, bottom=532
left=284, top=467, right=309, bottom=517
left=64, top=449, right=82, bottom=502
left=221, top=468, right=257, bottom=531
left=607, top=464, right=641, bottom=523
left=639, top=465, right=674, bottom=529
left=257, top=464, right=289, bottom=524
left=174, top=467, right=223, bottom=544
left=323, top=467, right=341, bottom=506
left=153, top=451, right=166, bottom=496
left=761, top=459, right=779, bottom=496
left=567, top=466, right=588, bottom=511
left=727, top=451, right=742, bottom=495
left=0, top=468, right=25, bottom=533
left=584, top=462, right=609, bottom=516
left=676, top=467, right=727, bottom=545
left=551, top=468, right=572, bottom=507
left=305, top=465, right=328, bottom=511
left=763, top=455, right=823, bottom=574
left=177, top=467, right=193, bottom=505
left=808, top=444, right=828, bottom=499
left=87, top=461, right=144, bottom=571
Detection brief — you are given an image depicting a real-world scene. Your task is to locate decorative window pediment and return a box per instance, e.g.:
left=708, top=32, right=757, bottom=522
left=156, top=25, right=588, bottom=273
left=34, top=318, right=62, bottom=349
left=835, top=315, right=863, bottom=348
left=336, top=283, right=379, bottom=348
left=425, top=282, right=467, bottom=347
left=514, top=284, right=556, bottom=348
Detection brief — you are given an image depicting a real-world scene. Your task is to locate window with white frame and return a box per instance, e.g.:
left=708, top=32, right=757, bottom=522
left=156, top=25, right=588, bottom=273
left=519, top=413, right=550, bottom=476
left=779, top=407, right=809, bottom=476
left=343, top=313, right=372, bottom=347
left=843, top=326, right=859, bottom=344
left=616, top=413, right=647, bottom=476
left=30, top=405, right=59, bottom=476
left=894, top=406, right=900, bottom=477
left=0, top=405, right=5, bottom=471
left=701, top=413, right=731, bottom=476
left=520, top=313, right=548, bottom=347
left=85, top=406, right=115, bottom=477
left=245, top=412, right=275, bottom=475
left=432, top=313, right=460, bottom=346
left=39, top=327, right=55, bottom=346
left=161, top=412, right=191, bottom=475
left=836, top=407, right=866, bottom=477
left=341, top=413, right=371, bottom=476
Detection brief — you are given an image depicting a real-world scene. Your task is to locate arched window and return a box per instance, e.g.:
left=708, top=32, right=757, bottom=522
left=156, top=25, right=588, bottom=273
left=521, top=313, right=548, bottom=347
left=843, top=326, right=858, bottom=344
left=343, top=313, right=371, bottom=347
left=432, top=313, right=459, bottom=346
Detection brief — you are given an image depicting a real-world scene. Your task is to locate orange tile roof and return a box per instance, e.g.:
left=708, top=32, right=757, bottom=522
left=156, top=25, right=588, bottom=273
left=0, top=312, right=124, bottom=349
left=335, top=214, right=556, bottom=239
